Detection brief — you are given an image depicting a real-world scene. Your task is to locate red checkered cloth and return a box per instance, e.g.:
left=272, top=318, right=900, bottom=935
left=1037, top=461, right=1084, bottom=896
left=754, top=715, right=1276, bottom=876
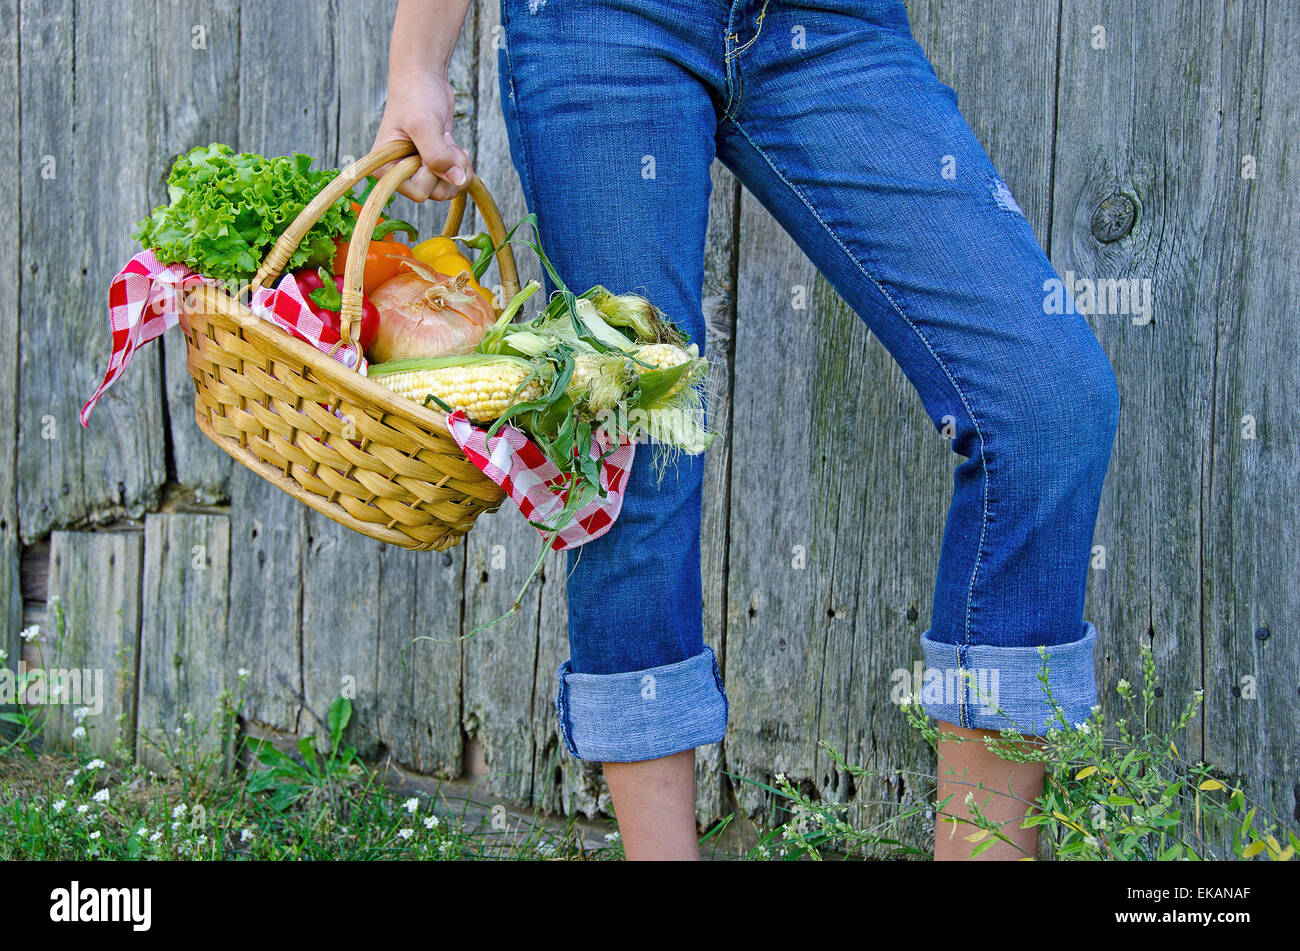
left=80, top=249, right=366, bottom=427
left=445, top=409, right=636, bottom=551
left=84, top=249, right=637, bottom=549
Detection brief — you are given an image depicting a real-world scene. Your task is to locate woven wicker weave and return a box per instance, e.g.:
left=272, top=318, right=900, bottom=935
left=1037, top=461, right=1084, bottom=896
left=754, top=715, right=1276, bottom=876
left=177, top=142, right=521, bottom=551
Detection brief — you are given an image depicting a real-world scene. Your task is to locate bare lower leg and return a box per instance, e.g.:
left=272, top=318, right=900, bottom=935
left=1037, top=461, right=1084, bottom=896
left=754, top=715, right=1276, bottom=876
left=602, top=748, right=700, bottom=861
left=933, top=722, right=1046, bottom=860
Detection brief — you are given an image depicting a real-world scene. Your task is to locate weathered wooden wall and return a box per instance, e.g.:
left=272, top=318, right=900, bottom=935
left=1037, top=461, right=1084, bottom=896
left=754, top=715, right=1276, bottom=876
left=2, top=0, right=1296, bottom=838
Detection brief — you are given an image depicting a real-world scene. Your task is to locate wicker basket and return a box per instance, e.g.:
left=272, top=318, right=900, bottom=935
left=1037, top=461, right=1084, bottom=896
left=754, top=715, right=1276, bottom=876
left=177, top=142, right=522, bottom=552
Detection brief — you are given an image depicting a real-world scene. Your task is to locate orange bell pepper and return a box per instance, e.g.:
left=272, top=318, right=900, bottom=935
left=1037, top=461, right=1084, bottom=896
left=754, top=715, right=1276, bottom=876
left=333, top=218, right=416, bottom=295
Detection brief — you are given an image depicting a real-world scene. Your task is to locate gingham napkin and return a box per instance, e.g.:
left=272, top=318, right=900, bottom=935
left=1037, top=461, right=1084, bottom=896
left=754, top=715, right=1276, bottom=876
left=80, top=249, right=365, bottom=427
left=83, top=249, right=636, bottom=549
left=445, top=409, right=635, bottom=550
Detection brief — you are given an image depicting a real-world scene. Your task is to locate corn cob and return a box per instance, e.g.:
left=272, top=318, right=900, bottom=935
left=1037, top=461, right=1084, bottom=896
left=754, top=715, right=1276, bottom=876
left=565, top=351, right=638, bottom=418
left=372, top=356, right=544, bottom=424
left=632, top=343, right=700, bottom=398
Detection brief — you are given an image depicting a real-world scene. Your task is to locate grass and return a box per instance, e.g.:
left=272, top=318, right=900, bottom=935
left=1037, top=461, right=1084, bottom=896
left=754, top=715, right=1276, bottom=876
left=3, top=604, right=1295, bottom=861
left=0, top=690, right=623, bottom=862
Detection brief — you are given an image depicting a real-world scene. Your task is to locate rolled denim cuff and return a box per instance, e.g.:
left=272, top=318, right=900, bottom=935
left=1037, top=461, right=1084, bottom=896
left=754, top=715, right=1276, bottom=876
left=555, top=645, right=729, bottom=762
left=918, top=622, right=1099, bottom=736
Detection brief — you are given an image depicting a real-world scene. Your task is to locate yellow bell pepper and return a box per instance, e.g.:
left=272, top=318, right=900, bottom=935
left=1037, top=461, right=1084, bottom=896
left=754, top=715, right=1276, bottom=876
left=412, top=236, right=497, bottom=309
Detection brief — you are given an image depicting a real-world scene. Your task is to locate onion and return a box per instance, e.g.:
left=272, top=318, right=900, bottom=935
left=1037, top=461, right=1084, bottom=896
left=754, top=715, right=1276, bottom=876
left=366, top=262, right=496, bottom=362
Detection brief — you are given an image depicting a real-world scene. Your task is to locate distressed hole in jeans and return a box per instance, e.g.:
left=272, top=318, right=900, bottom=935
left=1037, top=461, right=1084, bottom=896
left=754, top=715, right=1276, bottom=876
left=528, top=0, right=547, bottom=13
left=989, top=175, right=1025, bottom=217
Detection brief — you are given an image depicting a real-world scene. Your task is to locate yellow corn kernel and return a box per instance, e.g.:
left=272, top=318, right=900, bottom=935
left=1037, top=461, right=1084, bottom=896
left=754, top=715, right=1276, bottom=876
left=376, top=362, right=543, bottom=424
left=633, top=343, right=696, bottom=398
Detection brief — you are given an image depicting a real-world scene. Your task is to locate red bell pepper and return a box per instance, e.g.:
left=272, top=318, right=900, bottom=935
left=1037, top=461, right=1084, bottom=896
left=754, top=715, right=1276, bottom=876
left=293, top=267, right=380, bottom=352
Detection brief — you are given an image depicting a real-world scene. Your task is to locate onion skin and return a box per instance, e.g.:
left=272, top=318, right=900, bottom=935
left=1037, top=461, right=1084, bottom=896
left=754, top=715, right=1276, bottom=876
left=366, top=270, right=496, bottom=363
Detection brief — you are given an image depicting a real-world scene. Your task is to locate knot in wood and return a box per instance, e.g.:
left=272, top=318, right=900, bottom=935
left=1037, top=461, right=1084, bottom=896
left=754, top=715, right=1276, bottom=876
left=1090, top=193, right=1136, bottom=243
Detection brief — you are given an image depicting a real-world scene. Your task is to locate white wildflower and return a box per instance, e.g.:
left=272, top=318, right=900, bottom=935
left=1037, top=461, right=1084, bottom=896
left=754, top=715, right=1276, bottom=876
left=195, top=835, right=207, bottom=847
left=92, top=788, right=110, bottom=803
left=604, top=831, right=621, bottom=843
left=88, top=830, right=101, bottom=840
left=422, top=815, right=439, bottom=829
left=149, top=831, right=163, bottom=843
left=70, top=726, right=87, bottom=740
left=237, top=668, right=250, bottom=679
left=85, top=758, right=106, bottom=771
left=74, top=706, right=90, bottom=721
left=172, top=803, right=187, bottom=818
left=1076, top=721, right=1092, bottom=734
left=19, top=625, right=39, bottom=642
left=240, top=828, right=255, bottom=842
left=52, top=799, right=67, bottom=814
left=403, top=797, right=420, bottom=814
left=77, top=804, right=90, bottom=815
left=396, top=828, right=414, bottom=840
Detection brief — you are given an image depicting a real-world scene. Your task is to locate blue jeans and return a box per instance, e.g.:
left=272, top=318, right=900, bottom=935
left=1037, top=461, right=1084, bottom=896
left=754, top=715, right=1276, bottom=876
left=497, top=0, right=1119, bottom=760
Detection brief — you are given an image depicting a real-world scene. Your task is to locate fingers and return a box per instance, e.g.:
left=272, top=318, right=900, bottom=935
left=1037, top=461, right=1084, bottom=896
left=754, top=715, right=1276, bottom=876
left=369, top=122, right=474, bottom=203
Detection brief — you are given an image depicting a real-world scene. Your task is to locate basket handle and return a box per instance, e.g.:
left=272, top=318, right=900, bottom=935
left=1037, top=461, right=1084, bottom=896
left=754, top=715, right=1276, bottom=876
left=251, top=141, right=522, bottom=344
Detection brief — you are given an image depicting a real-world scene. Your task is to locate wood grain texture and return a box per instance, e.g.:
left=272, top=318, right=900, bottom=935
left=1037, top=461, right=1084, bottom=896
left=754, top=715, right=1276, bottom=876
left=375, top=545, right=464, bottom=777
left=468, top=0, right=556, bottom=811
left=225, top=467, right=304, bottom=733
left=724, top=187, right=821, bottom=815
left=0, top=0, right=20, bottom=678
left=331, top=2, right=475, bottom=782
left=43, top=531, right=144, bottom=758
left=136, top=513, right=231, bottom=774
left=152, top=0, right=240, bottom=498
left=1200, top=0, right=1300, bottom=833
left=300, top=515, right=384, bottom=756
left=18, top=0, right=167, bottom=541
left=2, top=0, right=1295, bottom=840
left=696, top=157, right=740, bottom=827
left=1051, top=0, right=1257, bottom=792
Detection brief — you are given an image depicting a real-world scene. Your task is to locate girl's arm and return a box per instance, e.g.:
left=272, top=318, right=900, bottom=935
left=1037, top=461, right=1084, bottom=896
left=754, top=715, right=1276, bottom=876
left=371, top=0, right=474, bottom=201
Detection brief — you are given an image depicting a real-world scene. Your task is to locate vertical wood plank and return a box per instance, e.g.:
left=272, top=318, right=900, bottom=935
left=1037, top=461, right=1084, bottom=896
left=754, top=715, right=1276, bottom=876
left=1202, top=1, right=1300, bottom=832
left=225, top=469, right=303, bottom=733
left=300, top=517, right=383, bottom=755
left=723, top=189, right=820, bottom=815
left=467, top=0, right=548, bottom=807
left=375, top=546, right=464, bottom=777
left=42, top=531, right=143, bottom=759
left=136, top=513, right=231, bottom=774
left=1051, top=0, right=1260, bottom=769
left=336, top=0, right=467, bottom=779
left=696, top=158, right=740, bottom=827
left=229, top=0, right=342, bottom=743
left=0, top=0, right=21, bottom=676
left=152, top=0, right=241, bottom=498
left=18, top=0, right=167, bottom=540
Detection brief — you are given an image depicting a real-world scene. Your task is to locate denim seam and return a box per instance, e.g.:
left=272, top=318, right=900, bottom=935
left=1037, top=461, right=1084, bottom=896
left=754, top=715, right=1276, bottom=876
left=725, top=0, right=769, bottom=61
left=725, top=116, right=992, bottom=654
left=721, top=0, right=769, bottom=123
